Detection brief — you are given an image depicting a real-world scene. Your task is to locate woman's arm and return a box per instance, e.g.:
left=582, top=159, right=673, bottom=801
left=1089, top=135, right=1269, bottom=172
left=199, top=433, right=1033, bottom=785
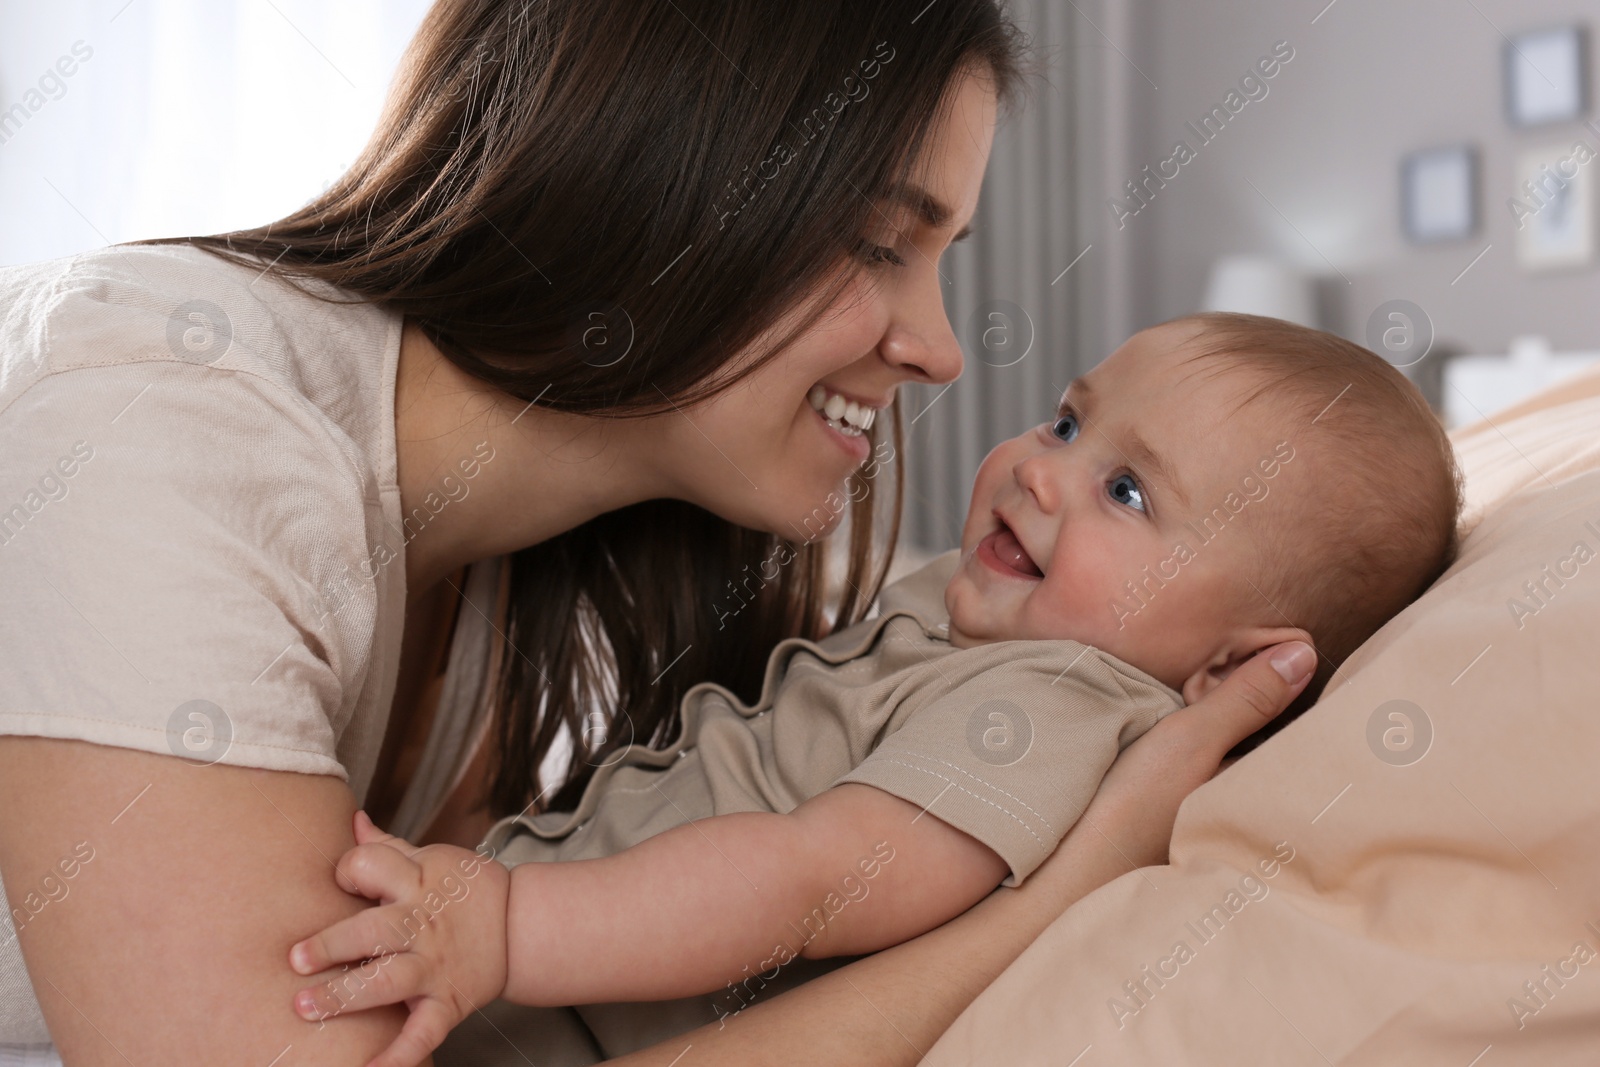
left=0, top=737, right=424, bottom=1065
left=600, top=641, right=1316, bottom=1066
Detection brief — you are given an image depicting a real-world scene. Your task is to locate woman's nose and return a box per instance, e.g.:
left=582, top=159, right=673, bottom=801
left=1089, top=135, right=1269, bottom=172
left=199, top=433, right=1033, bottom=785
left=879, top=277, right=963, bottom=385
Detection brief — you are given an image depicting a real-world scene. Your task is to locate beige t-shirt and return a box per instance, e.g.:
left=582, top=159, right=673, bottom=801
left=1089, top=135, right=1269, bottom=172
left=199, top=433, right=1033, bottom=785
left=468, top=549, right=1184, bottom=1064
left=0, top=243, right=490, bottom=1042
left=490, top=549, right=1182, bottom=884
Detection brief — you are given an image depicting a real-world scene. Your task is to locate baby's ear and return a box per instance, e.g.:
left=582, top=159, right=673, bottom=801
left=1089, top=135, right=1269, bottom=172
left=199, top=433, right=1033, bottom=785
left=1181, top=625, right=1314, bottom=705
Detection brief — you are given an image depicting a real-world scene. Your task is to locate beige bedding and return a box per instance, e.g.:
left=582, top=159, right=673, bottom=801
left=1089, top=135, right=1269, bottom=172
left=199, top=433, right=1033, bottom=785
left=928, top=367, right=1600, bottom=1062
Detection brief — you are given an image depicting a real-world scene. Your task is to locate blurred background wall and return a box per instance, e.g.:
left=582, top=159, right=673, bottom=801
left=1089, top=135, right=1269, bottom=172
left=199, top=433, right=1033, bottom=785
left=1131, top=0, right=1597, bottom=352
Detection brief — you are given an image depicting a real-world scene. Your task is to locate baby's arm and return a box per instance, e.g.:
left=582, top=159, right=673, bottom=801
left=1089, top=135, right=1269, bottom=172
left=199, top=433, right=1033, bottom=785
left=290, top=788, right=1007, bottom=1065
left=502, top=781, right=1009, bottom=1005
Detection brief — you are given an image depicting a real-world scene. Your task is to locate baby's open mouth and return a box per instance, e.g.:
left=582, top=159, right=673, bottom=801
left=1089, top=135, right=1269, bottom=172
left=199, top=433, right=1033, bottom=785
left=979, top=519, right=1044, bottom=579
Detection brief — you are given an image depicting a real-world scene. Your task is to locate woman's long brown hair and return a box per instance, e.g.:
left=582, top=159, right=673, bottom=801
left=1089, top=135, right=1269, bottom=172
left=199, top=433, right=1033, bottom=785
left=130, top=0, right=1026, bottom=817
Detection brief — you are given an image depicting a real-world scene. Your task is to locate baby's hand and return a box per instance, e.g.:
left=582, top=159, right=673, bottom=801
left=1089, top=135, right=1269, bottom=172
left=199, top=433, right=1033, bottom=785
left=289, top=811, right=510, bottom=1067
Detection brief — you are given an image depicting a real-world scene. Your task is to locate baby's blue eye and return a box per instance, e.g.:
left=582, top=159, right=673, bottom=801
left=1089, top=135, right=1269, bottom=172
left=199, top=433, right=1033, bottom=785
left=1109, top=473, right=1146, bottom=513
left=1050, top=409, right=1149, bottom=515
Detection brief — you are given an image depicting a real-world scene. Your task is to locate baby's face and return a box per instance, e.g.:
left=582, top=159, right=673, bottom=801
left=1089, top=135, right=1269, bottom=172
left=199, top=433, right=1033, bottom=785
left=944, top=323, right=1300, bottom=695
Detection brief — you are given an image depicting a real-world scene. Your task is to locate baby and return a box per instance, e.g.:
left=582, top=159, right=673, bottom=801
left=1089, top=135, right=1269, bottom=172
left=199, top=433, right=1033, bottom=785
left=287, top=312, right=1463, bottom=1063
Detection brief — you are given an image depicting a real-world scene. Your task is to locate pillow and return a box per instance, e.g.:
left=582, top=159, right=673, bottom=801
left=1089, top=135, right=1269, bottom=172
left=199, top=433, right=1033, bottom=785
left=929, top=365, right=1600, bottom=1063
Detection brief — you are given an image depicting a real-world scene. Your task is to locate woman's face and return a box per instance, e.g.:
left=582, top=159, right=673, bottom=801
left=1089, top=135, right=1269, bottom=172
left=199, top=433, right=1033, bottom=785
left=654, top=71, right=999, bottom=540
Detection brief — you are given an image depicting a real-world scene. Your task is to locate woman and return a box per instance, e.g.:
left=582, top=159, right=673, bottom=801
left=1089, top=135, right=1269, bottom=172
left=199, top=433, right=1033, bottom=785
left=0, top=1, right=1313, bottom=1063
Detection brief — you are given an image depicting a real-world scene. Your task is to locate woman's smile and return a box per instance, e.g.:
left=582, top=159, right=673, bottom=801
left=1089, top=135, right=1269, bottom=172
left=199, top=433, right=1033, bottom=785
left=808, top=382, right=883, bottom=462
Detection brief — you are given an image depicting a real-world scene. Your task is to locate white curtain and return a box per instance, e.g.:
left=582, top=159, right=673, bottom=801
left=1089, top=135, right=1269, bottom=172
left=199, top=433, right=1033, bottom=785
left=0, top=0, right=430, bottom=265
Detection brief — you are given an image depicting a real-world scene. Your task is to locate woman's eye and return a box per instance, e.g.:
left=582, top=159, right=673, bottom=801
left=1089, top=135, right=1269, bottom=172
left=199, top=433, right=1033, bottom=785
left=1109, top=473, right=1146, bottom=513
left=1050, top=413, right=1078, bottom=442
left=854, top=238, right=907, bottom=268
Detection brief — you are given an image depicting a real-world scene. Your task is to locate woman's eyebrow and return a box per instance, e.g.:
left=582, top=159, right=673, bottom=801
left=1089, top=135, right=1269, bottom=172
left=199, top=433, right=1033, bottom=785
left=1061, top=378, right=1194, bottom=513
left=886, top=182, right=971, bottom=241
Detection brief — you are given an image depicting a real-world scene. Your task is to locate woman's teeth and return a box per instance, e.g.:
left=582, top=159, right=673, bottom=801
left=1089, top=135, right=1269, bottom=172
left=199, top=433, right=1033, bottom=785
left=808, top=385, right=877, bottom=437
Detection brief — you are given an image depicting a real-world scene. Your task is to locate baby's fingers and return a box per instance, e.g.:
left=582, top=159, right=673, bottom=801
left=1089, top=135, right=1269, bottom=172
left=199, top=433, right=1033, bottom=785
left=291, top=904, right=414, bottom=974
left=334, top=840, right=423, bottom=901
left=366, top=998, right=459, bottom=1067
left=353, top=809, right=423, bottom=856
left=294, top=951, right=427, bottom=1022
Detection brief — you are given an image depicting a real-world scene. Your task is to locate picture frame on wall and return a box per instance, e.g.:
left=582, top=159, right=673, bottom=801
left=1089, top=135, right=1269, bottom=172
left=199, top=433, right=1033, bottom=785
left=1513, top=144, right=1596, bottom=271
left=1504, top=26, right=1588, bottom=127
left=1401, top=145, right=1478, bottom=243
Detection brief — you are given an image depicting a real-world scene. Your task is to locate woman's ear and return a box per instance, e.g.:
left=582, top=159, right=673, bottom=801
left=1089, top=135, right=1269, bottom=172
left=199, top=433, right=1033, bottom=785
left=1181, top=625, right=1315, bottom=706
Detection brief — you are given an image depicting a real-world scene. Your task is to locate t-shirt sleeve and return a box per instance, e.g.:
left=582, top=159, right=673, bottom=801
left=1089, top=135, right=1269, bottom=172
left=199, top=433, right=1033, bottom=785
left=0, top=363, right=379, bottom=779
left=833, top=648, right=1181, bottom=886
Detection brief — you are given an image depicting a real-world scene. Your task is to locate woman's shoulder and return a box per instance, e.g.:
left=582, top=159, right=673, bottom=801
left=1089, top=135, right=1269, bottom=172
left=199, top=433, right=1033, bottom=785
left=0, top=242, right=402, bottom=477
left=0, top=242, right=406, bottom=536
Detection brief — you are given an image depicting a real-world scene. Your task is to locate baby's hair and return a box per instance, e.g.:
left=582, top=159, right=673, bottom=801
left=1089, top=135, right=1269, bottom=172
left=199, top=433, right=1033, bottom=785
left=1166, top=311, right=1465, bottom=734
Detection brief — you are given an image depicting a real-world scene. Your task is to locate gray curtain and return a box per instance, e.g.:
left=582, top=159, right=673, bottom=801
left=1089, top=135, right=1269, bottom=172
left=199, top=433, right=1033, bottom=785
left=903, top=0, right=1131, bottom=551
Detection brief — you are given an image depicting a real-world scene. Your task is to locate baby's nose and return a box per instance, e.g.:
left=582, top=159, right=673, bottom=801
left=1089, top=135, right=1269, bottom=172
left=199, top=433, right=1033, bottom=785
left=1013, top=453, right=1062, bottom=513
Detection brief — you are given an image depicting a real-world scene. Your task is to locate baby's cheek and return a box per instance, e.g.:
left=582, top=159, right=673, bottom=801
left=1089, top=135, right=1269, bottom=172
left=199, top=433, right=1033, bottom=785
left=1021, top=578, right=1084, bottom=642
left=1051, top=559, right=1144, bottom=645
left=943, top=574, right=993, bottom=648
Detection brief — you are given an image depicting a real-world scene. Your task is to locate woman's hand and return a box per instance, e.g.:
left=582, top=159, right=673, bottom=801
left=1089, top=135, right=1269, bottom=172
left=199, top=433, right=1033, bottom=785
left=289, top=812, right=512, bottom=1067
